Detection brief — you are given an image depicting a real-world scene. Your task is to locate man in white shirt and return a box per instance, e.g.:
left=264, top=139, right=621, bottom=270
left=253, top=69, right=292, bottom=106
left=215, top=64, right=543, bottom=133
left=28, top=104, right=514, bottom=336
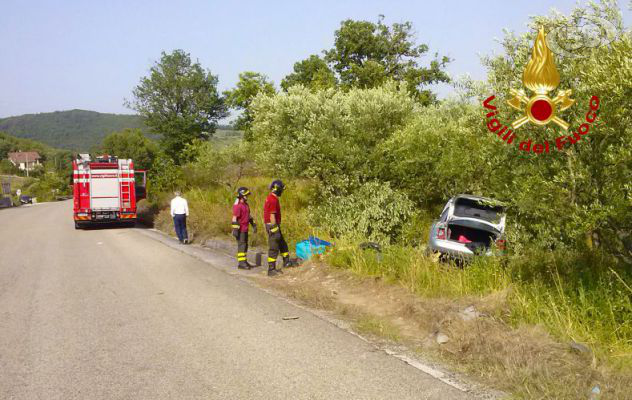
left=170, top=191, right=189, bottom=244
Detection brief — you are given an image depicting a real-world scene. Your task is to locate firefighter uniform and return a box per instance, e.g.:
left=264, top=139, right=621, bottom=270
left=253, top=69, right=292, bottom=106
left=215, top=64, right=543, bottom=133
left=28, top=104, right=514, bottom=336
left=264, top=181, right=289, bottom=275
left=232, top=187, right=255, bottom=269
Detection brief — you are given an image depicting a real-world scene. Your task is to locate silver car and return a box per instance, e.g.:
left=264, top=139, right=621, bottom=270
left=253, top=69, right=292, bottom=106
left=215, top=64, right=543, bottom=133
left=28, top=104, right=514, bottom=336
left=428, top=195, right=506, bottom=259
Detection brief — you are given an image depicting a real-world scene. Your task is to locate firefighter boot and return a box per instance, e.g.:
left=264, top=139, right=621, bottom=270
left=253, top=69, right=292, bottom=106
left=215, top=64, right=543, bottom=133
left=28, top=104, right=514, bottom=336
left=267, top=260, right=282, bottom=276
left=238, top=261, right=251, bottom=270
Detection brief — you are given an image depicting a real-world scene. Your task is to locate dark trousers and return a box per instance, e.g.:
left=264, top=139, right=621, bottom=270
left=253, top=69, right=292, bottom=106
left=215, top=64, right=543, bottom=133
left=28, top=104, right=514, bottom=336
left=267, top=225, right=289, bottom=267
left=173, top=214, right=188, bottom=242
left=236, top=231, right=248, bottom=264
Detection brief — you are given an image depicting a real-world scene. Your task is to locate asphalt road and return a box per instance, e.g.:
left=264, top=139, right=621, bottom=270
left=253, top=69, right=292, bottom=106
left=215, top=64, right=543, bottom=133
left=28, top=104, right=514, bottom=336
left=0, top=201, right=472, bottom=400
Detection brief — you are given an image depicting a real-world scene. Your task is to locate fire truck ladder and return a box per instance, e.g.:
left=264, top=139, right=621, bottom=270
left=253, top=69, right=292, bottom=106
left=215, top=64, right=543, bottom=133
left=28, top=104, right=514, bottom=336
left=120, top=162, right=131, bottom=209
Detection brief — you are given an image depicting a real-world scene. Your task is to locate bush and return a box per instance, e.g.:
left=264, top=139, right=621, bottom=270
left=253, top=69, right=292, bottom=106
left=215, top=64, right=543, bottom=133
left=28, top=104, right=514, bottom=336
left=250, top=82, right=415, bottom=192
left=309, top=181, right=414, bottom=244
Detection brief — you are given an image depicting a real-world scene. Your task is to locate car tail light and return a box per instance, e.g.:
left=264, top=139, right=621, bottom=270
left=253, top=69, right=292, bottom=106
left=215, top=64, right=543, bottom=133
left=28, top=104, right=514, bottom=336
left=496, top=239, right=506, bottom=250
left=437, top=227, right=446, bottom=240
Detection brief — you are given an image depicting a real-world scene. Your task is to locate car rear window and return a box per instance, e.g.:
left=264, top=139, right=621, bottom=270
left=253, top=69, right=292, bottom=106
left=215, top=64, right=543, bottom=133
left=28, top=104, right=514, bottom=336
left=453, top=198, right=504, bottom=223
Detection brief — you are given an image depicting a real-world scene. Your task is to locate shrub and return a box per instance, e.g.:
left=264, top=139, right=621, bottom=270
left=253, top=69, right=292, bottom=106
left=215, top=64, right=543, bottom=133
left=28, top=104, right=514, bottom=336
left=309, top=181, right=414, bottom=244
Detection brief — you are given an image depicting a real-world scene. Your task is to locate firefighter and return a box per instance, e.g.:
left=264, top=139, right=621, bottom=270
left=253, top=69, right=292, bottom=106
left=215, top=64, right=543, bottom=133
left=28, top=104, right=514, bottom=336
left=263, top=179, right=291, bottom=276
left=231, top=187, right=257, bottom=269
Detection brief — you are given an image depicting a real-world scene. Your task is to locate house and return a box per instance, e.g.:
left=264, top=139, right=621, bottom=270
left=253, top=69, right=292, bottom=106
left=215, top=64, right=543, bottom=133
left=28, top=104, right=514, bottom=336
left=7, top=151, right=41, bottom=171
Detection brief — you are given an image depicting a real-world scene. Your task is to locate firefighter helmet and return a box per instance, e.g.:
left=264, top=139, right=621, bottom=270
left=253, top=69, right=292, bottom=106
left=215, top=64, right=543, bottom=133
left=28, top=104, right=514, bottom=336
left=237, top=187, right=251, bottom=198
left=269, top=180, right=285, bottom=196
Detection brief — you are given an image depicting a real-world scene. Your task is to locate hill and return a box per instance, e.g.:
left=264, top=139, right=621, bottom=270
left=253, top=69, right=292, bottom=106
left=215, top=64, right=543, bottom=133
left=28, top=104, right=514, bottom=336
left=0, top=110, right=148, bottom=151
left=0, top=109, right=237, bottom=151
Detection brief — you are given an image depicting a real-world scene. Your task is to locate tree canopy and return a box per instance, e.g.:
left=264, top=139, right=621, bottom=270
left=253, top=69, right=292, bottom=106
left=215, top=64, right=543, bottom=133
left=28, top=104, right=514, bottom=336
left=324, top=16, right=450, bottom=103
left=100, top=128, right=159, bottom=170
left=224, top=72, right=275, bottom=135
left=127, top=50, right=227, bottom=163
left=281, top=55, right=337, bottom=92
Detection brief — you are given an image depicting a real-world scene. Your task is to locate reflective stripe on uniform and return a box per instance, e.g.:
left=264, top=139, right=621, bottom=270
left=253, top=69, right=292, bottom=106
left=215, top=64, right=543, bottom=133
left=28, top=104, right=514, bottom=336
left=281, top=252, right=289, bottom=257
left=267, top=257, right=276, bottom=262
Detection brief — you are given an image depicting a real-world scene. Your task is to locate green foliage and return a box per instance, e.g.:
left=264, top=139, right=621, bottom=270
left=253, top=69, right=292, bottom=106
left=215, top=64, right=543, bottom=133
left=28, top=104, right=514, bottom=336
left=251, top=82, right=415, bottom=188
left=250, top=82, right=417, bottom=242
left=147, top=151, right=184, bottom=196
left=310, top=181, right=414, bottom=244
left=251, top=3, right=632, bottom=258
left=324, top=16, right=450, bottom=104
left=100, top=128, right=158, bottom=170
left=470, top=2, right=631, bottom=254
left=0, top=159, right=19, bottom=174
left=281, top=55, right=337, bottom=92
left=128, top=49, right=227, bottom=163
left=0, top=110, right=148, bottom=151
left=20, top=171, right=71, bottom=201
left=0, top=131, right=73, bottom=176
left=224, top=72, right=275, bottom=135
left=180, top=140, right=254, bottom=189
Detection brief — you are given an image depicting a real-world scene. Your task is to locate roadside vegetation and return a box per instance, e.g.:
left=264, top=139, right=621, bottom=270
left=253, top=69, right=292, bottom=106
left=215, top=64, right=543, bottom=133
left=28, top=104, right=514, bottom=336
left=0, top=132, right=73, bottom=202
left=117, top=2, right=630, bottom=398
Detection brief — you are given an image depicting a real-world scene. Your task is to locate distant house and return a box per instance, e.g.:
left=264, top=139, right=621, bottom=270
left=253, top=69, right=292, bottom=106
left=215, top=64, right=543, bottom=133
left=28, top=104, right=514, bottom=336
left=7, top=151, right=41, bottom=171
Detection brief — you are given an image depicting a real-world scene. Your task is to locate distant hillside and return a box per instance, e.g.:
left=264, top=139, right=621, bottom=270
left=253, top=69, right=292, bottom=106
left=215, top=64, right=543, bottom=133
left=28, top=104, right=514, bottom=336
left=0, top=109, right=237, bottom=151
left=0, top=110, right=148, bottom=151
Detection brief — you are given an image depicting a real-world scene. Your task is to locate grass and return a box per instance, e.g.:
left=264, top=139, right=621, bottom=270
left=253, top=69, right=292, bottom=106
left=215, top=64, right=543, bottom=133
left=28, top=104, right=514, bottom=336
left=354, top=316, right=402, bottom=341
left=151, top=176, right=320, bottom=248
left=327, top=242, right=632, bottom=365
left=325, top=240, right=632, bottom=398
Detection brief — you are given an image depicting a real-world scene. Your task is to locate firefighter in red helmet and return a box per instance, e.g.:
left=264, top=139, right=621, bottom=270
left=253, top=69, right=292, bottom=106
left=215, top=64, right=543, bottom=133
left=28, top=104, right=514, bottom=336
left=263, top=180, right=290, bottom=276
left=231, top=186, right=256, bottom=269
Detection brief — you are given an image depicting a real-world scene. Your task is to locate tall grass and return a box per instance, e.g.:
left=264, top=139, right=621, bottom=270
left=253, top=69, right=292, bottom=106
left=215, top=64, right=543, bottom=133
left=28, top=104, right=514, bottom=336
left=327, top=240, right=632, bottom=369
left=153, top=177, right=318, bottom=248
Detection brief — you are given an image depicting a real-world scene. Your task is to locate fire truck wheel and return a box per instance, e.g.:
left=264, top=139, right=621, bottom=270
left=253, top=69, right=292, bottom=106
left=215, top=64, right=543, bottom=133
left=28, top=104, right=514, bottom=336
left=74, top=221, right=82, bottom=230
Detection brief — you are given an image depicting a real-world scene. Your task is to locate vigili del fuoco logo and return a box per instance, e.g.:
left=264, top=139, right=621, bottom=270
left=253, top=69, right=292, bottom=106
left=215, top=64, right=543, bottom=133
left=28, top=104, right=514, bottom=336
left=482, top=27, right=600, bottom=155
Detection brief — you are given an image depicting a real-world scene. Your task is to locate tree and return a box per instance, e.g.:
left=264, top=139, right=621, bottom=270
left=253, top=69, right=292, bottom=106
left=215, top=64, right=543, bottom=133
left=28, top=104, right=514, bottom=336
left=224, top=72, right=275, bottom=135
left=127, top=50, right=227, bottom=163
left=281, top=55, right=337, bottom=91
left=324, top=16, right=450, bottom=104
left=101, top=128, right=159, bottom=170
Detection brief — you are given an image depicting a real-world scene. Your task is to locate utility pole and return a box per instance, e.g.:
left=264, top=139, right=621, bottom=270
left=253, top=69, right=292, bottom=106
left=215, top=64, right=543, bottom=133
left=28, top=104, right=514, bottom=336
left=25, top=152, right=29, bottom=178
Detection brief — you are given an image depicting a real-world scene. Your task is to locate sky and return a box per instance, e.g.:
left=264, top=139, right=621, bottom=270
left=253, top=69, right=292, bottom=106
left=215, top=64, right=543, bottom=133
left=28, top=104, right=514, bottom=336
left=0, top=0, right=630, bottom=119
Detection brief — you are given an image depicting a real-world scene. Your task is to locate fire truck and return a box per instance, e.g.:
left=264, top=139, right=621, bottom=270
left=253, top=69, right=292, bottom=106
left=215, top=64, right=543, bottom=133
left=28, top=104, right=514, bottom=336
left=72, top=154, right=146, bottom=229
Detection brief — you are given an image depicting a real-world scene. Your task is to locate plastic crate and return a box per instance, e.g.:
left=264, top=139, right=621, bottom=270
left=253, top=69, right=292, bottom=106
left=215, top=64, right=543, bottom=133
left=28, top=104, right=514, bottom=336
left=296, top=236, right=332, bottom=260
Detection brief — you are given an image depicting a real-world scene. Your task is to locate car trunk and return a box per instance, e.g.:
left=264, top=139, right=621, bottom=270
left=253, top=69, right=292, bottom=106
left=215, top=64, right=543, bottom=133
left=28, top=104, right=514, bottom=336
left=448, top=222, right=498, bottom=253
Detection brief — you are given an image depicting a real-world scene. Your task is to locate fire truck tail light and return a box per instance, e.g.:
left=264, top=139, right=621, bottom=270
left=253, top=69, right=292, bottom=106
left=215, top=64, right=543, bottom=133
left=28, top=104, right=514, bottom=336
left=123, top=202, right=131, bottom=208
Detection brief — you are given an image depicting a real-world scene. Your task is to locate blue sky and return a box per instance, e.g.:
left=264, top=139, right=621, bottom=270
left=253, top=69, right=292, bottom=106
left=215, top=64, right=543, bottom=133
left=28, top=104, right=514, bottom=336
left=0, top=0, right=630, bottom=118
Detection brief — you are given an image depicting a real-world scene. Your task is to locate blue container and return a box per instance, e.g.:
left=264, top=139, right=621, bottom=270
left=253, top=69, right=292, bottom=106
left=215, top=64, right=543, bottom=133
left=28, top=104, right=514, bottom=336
left=296, top=236, right=333, bottom=260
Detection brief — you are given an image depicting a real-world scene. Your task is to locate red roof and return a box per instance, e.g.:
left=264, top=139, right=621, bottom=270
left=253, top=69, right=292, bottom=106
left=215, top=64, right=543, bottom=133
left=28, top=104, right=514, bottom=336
left=8, top=152, right=41, bottom=163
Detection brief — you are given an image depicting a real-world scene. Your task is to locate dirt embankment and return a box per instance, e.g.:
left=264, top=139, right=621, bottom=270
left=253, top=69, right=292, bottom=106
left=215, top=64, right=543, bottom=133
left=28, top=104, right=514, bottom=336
left=256, top=261, right=631, bottom=400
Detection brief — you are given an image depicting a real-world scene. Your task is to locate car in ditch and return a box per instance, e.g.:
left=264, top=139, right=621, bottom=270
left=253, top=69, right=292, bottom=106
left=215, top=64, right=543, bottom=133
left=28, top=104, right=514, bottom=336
left=428, top=194, right=506, bottom=259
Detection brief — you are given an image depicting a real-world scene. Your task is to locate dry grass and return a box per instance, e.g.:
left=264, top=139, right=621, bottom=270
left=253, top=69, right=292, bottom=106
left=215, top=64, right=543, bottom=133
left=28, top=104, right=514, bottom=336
left=256, top=261, right=632, bottom=400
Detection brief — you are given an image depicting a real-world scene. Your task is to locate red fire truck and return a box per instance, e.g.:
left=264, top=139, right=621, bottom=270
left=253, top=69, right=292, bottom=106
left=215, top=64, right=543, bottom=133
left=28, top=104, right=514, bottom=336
left=72, top=155, right=146, bottom=229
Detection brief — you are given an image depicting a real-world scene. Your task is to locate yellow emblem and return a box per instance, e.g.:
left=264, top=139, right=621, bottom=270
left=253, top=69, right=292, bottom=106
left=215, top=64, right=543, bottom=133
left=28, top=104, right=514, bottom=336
left=507, top=28, right=574, bottom=130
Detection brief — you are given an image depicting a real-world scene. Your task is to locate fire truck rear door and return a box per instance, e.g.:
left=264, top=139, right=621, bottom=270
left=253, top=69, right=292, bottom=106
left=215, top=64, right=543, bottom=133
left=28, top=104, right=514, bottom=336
left=90, top=169, right=120, bottom=210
